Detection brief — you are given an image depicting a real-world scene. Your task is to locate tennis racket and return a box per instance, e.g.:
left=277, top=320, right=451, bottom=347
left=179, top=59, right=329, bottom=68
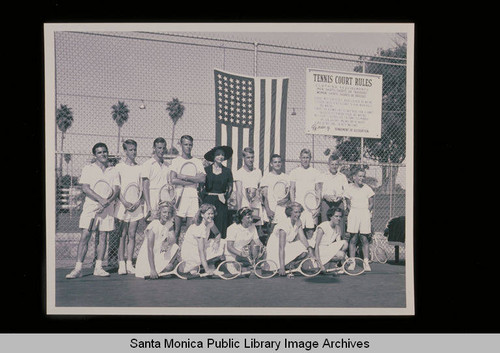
left=254, top=259, right=279, bottom=279
left=303, top=191, right=320, bottom=213
left=120, top=182, right=142, bottom=234
left=272, top=180, right=289, bottom=203
left=256, top=257, right=322, bottom=278
left=144, top=260, right=201, bottom=280
left=371, top=233, right=389, bottom=264
left=88, top=179, right=113, bottom=232
left=333, top=257, right=366, bottom=276
left=196, top=260, right=246, bottom=280
left=175, top=161, right=198, bottom=209
left=159, top=184, right=176, bottom=204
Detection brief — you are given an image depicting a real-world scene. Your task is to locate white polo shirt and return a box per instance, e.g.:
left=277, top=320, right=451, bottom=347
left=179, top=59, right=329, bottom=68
left=79, top=163, right=118, bottom=211
left=289, top=165, right=322, bottom=205
left=141, top=157, right=169, bottom=190
left=225, top=223, right=260, bottom=251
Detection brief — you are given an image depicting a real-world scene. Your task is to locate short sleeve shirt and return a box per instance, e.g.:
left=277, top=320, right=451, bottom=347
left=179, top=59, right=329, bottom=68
left=79, top=163, right=118, bottom=207
left=321, top=171, right=348, bottom=198
left=170, top=156, right=206, bottom=198
left=226, top=223, right=260, bottom=251
left=114, top=162, right=142, bottom=189
left=234, top=167, right=263, bottom=207
left=344, top=183, right=375, bottom=209
left=260, top=172, right=290, bottom=211
left=289, top=166, right=322, bottom=204
left=141, top=157, right=169, bottom=190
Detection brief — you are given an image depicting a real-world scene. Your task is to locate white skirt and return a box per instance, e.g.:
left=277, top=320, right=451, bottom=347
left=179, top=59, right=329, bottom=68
left=317, top=241, right=345, bottom=264
left=135, top=242, right=179, bottom=278
left=266, top=234, right=307, bottom=267
left=180, top=239, right=226, bottom=265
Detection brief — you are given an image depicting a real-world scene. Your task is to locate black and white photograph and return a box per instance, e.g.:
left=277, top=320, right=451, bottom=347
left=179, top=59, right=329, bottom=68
left=44, top=23, right=414, bottom=315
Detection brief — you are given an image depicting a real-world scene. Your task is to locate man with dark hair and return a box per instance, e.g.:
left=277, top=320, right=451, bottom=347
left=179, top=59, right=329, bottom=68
left=66, top=143, right=119, bottom=278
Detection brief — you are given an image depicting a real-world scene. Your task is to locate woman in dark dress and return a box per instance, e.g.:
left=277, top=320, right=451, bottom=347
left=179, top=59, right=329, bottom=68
left=202, top=146, right=234, bottom=239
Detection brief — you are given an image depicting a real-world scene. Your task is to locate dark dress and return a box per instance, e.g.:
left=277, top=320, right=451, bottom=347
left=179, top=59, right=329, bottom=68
left=202, top=165, right=233, bottom=239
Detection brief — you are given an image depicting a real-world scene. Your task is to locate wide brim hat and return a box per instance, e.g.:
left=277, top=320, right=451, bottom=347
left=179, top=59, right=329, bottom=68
left=204, top=145, right=233, bottom=162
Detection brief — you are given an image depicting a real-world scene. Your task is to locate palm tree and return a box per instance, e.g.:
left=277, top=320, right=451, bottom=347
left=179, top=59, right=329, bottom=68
left=166, top=98, right=185, bottom=155
left=111, top=101, right=130, bottom=154
left=56, top=104, right=74, bottom=179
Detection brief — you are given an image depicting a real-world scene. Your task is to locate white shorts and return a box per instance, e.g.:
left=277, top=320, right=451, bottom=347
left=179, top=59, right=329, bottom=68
left=115, top=200, right=144, bottom=222
left=144, top=189, right=160, bottom=218
left=79, top=201, right=115, bottom=232
left=266, top=235, right=307, bottom=267
left=176, top=196, right=200, bottom=218
left=347, top=208, right=372, bottom=234
left=135, top=243, right=179, bottom=278
left=317, top=240, right=347, bottom=264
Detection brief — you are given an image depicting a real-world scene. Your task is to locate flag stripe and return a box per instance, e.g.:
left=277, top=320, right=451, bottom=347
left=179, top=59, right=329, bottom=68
left=274, top=79, right=282, bottom=165
left=236, top=126, right=243, bottom=171
left=259, top=78, right=266, bottom=171
left=226, top=123, right=232, bottom=171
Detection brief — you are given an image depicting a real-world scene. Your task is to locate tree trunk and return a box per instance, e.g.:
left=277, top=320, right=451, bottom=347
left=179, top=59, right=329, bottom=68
left=170, top=123, right=176, bottom=153
left=117, top=126, right=121, bottom=154
left=59, top=133, right=65, bottom=179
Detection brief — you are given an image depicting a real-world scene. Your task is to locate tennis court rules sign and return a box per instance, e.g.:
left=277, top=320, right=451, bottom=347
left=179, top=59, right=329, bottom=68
left=305, top=68, right=383, bottom=138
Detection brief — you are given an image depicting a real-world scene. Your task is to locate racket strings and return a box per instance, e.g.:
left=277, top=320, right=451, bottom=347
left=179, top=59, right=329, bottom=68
left=217, top=261, right=242, bottom=279
left=94, top=181, right=112, bottom=198
left=176, top=261, right=201, bottom=278
left=343, top=257, right=365, bottom=276
left=254, top=260, right=278, bottom=278
left=299, top=258, right=321, bottom=277
left=124, top=184, right=141, bottom=203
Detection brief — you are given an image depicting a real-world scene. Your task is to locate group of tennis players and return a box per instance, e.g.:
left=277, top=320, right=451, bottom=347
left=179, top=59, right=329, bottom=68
left=65, top=134, right=375, bottom=280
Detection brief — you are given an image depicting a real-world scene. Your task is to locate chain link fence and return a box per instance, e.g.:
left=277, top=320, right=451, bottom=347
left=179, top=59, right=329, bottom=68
left=52, top=30, right=408, bottom=268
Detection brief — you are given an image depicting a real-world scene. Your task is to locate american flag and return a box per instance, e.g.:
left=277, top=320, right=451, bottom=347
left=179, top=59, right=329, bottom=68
left=214, top=69, right=289, bottom=173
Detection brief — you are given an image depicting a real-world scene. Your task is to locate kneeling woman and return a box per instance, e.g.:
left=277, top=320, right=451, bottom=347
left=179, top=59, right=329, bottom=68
left=180, top=203, right=225, bottom=275
left=314, top=207, right=348, bottom=271
left=135, top=202, right=179, bottom=279
left=266, top=202, right=315, bottom=276
left=225, top=207, right=264, bottom=265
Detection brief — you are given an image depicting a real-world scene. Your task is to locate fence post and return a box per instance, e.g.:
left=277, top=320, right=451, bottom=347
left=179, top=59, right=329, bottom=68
left=360, top=57, right=366, bottom=164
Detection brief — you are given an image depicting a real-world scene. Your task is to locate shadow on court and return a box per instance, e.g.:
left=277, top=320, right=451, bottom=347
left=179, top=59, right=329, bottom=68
left=55, top=262, right=406, bottom=308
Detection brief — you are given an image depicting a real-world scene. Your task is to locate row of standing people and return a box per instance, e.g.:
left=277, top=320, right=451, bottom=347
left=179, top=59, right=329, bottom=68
left=65, top=135, right=375, bottom=279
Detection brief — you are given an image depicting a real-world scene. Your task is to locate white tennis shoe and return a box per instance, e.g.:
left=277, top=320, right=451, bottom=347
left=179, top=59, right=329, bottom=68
left=65, top=268, right=82, bottom=279
left=347, top=258, right=356, bottom=271
left=126, top=263, right=136, bottom=274
left=93, top=267, right=110, bottom=277
left=363, top=259, right=372, bottom=272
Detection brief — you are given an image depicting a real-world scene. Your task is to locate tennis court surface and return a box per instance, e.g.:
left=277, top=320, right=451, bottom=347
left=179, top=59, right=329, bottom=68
left=55, top=261, right=406, bottom=309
